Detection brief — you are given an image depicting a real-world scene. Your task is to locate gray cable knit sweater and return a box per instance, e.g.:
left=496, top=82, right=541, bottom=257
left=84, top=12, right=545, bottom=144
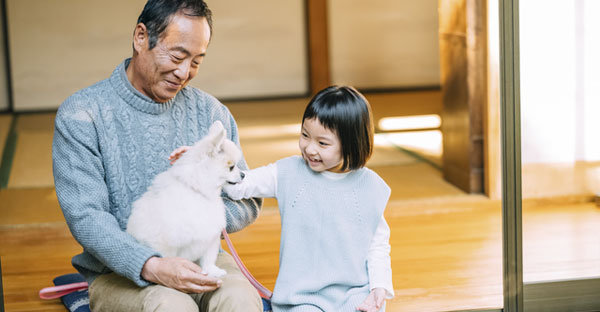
left=52, top=58, right=261, bottom=287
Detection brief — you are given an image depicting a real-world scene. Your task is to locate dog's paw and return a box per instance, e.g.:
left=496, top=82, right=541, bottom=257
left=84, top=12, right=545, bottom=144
left=204, top=266, right=227, bottom=278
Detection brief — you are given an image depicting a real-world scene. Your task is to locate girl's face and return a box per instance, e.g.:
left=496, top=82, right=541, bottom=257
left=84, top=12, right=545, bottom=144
left=299, top=118, right=345, bottom=173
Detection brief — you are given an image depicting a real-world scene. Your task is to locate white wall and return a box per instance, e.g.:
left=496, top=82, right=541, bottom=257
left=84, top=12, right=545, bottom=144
left=328, top=0, right=440, bottom=89
left=7, top=0, right=307, bottom=111
left=520, top=0, right=600, bottom=197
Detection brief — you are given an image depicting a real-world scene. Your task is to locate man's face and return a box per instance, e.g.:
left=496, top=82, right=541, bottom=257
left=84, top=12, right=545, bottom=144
left=130, top=13, right=211, bottom=103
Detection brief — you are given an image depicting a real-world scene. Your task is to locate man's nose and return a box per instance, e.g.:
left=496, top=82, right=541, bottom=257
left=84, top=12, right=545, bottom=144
left=173, top=62, right=191, bottom=81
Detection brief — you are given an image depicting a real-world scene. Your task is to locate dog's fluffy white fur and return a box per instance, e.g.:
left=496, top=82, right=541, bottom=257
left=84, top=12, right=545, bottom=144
left=127, top=121, right=243, bottom=277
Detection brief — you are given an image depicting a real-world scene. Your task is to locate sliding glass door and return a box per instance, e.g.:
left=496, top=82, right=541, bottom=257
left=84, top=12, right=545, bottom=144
left=500, top=0, right=600, bottom=311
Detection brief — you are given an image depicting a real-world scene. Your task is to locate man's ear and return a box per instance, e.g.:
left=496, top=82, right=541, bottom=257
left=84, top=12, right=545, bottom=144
left=132, top=23, right=148, bottom=53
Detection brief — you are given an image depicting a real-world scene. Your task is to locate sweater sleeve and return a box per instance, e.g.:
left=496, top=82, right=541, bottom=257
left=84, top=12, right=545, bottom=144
left=223, top=163, right=277, bottom=200
left=52, top=102, right=159, bottom=287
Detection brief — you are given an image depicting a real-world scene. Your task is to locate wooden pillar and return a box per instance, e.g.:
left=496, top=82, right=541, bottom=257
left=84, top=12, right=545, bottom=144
left=438, top=0, right=487, bottom=193
left=306, top=0, right=331, bottom=95
left=486, top=0, right=502, bottom=200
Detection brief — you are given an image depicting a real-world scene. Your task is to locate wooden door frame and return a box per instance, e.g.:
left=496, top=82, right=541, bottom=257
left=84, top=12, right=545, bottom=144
left=305, top=0, right=331, bottom=95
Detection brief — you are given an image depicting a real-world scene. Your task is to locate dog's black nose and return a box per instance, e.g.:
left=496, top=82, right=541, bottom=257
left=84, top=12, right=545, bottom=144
left=240, top=172, right=245, bottom=180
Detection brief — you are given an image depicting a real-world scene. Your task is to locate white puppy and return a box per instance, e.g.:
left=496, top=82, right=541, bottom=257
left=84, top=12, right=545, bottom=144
left=127, top=121, right=243, bottom=277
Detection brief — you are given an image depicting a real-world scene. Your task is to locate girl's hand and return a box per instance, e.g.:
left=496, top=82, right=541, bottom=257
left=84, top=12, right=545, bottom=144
left=168, top=146, right=191, bottom=165
left=356, top=288, right=386, bottom=312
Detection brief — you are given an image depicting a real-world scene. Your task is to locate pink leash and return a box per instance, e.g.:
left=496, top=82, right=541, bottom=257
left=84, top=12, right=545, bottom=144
left=39, top=282, right=89, bottom=300
left=222, top=229, right=273, bottom=299
left=39, top=230, right=272, bottom=300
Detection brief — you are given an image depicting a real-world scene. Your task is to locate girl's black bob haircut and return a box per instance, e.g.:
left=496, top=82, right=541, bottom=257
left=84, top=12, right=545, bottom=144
left=302, top=85, right=374, bottom=171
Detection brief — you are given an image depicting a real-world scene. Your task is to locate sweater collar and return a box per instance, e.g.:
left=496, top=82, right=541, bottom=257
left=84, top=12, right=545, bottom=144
left=303, top=158, right=365, bottom=186
left=110, top=58, right=175, bottom=115
left=321, top=170, right=351, bottom=180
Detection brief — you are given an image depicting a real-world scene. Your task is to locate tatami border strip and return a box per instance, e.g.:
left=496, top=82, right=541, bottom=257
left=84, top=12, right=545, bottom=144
left=0, top=114, right=17, bottom=188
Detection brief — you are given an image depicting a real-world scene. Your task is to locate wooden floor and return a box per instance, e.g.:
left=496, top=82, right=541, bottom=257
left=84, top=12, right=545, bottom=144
left=1, top=91, right=599, bottom=311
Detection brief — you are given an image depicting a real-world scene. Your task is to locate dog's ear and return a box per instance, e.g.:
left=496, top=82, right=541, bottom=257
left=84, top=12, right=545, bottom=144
left=207, top=121, right=226, bottom=154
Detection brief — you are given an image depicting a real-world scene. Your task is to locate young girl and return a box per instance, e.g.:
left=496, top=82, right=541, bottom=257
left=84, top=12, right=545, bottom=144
left=171, top=85, right=394, bottom=311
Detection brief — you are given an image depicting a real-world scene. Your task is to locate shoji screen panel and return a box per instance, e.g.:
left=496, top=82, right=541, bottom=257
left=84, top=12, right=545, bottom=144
left=192, top=0, right=308, bottom=100
left=7, top=0, right=146, bottom=111
left=328, top=0, right=440, bottom=89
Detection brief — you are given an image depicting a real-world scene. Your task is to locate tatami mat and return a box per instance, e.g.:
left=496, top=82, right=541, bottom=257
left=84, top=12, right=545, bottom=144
left=375, top=163, right=464, bottom=201
left=378, top=130, right=443, bottom=168
left=241, top=137, right=300, bottom=168
left=2, top=102, right=453, bottom=201
left=241, top=136, right=420, bottom=169
left=6, top=114, right=55, bottom=188
left=8, top=131, right=54, bottom=188
left=14, top=113, right=56, bottom=132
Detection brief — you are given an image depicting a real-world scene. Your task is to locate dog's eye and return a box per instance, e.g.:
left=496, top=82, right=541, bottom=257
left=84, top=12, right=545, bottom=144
left=229, top=166, right=235, bottom=171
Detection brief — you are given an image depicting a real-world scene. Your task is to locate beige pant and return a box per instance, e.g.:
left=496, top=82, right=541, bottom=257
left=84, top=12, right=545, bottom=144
left=89, top=252, right=262, bottom=312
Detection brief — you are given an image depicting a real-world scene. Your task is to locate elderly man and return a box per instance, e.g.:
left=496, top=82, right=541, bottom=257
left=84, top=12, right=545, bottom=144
left=52, top=0, right=263, bottom=310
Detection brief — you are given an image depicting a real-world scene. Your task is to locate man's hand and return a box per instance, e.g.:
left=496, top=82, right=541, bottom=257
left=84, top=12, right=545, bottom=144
left=356, top=288, right=386, bottom=312
left=168, top=146, right=191, bottom=165
left=141, top=256, right=222, bottom=293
